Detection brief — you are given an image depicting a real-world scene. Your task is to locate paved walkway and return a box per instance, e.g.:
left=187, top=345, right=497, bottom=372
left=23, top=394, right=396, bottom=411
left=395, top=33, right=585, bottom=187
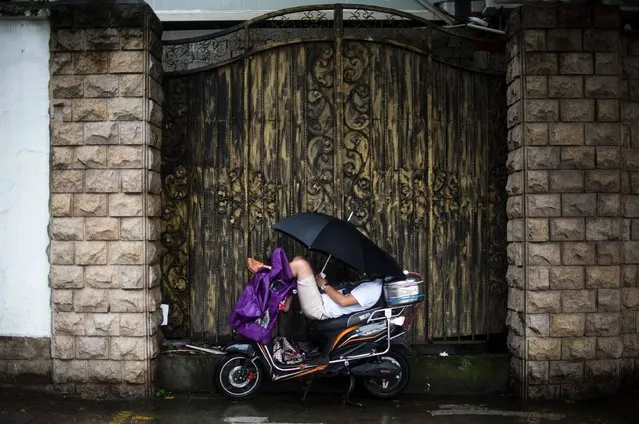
left=0, top=387, right=635, bottom=424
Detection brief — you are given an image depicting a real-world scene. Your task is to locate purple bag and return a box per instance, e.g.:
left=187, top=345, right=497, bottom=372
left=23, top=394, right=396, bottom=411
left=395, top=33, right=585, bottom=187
left=229, top=248, right=297, bottom=344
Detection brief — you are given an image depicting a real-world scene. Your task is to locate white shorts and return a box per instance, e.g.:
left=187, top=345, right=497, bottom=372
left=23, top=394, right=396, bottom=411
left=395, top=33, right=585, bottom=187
left=296, top=275, right=327, bottom=320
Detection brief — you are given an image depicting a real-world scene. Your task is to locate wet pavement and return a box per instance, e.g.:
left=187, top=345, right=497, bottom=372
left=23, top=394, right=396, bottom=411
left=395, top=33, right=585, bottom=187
left=0, top=387, right=635, bottom=424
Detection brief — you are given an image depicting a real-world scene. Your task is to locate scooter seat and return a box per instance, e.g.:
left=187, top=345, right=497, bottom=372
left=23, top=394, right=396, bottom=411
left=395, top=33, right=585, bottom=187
left=310, top=308, right=378, bottom=332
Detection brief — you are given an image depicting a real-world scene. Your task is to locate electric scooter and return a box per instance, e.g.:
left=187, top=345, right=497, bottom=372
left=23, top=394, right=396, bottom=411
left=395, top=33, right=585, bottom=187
left=188, top=272, right=424, bottom=403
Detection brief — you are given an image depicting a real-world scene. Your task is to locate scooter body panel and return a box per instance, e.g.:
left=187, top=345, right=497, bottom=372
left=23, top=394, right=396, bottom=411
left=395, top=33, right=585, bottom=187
left=224, top=342, right=256, bottom=357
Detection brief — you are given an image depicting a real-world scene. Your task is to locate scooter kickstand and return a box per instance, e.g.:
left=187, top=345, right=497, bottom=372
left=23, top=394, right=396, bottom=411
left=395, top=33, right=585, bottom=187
left=342, top=375, right=362, bottom=407
left=301, top=379, right=313, bottom=402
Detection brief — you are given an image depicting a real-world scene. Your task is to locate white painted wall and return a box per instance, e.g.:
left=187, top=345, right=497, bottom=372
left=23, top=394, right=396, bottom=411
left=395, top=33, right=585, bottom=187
left=0, top=20, right=51, bottom=337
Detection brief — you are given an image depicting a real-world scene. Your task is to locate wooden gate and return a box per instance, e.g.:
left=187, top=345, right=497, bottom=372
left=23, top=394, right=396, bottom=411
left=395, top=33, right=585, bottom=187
left=161, top=5, right=508, bottom=344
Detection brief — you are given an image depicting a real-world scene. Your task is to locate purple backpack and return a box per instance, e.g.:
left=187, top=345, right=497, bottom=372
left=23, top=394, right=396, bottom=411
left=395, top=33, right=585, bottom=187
left=229, top=248, right=297, bottom=344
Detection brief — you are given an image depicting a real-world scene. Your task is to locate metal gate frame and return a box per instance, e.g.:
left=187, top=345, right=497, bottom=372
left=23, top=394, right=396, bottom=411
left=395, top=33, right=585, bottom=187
left=160, top=4, right=508, bottom=343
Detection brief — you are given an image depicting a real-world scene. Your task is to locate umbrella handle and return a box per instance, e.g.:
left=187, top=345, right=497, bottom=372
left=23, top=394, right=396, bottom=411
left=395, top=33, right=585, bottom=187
left=319, top=211, right=354, bottom=279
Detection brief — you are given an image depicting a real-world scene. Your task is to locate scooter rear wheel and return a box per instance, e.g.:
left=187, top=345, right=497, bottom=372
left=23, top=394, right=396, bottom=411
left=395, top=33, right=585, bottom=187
left=362, top=351, right=410, bottom=398
left=214, top=354, right=262, bottom=400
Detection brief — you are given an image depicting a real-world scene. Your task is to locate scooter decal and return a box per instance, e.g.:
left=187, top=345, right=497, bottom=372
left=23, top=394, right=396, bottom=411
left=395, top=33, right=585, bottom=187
left=336, top=333, right=383, bottom=350
left=330, top=325, right=363, bottom=351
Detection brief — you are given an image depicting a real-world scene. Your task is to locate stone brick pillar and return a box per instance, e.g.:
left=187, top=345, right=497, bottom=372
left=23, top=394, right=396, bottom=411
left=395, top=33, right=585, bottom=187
left=506, top=3, right=638, bottom=399
left=48, top=2, right=163, bottom=398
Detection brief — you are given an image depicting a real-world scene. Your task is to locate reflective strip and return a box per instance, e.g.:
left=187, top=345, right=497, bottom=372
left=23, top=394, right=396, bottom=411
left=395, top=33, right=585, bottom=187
left=386, top=293, right=425, bottom=303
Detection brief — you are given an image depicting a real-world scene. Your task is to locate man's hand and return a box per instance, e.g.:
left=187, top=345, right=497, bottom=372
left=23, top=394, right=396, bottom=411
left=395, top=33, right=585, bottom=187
left=315, top=274, right=329, bottom=288
left=316, top=275, right=359, bottom=307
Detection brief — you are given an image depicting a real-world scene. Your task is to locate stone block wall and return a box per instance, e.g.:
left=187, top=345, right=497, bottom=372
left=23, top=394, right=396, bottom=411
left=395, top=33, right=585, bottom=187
left=48, top=3, right=163, bottom=398
left=506, top=3, right=639, bottom=399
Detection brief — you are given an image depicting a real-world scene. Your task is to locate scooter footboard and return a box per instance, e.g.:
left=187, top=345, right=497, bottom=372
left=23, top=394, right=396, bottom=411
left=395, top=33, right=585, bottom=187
left=184, top=342, right=260, bottom=359
left=184, top=344, right=226, bottom=355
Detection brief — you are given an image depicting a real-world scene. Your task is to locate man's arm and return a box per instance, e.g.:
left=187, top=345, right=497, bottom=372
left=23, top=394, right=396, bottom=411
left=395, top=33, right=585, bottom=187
left=316, top=275, right=359, bottom=307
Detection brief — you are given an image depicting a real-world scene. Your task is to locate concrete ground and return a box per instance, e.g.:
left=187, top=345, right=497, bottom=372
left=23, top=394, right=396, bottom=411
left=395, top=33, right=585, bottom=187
left=0, top=387, right=636, bottom=424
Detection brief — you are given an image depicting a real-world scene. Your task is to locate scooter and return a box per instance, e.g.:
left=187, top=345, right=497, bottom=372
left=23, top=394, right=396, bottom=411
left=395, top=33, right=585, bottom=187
left=189, top=272, right=425, bottom=403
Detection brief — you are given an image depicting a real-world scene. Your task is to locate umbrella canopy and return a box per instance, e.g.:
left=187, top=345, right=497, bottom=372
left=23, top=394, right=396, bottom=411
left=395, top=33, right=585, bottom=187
left=273, top=212, right=405, bottom=278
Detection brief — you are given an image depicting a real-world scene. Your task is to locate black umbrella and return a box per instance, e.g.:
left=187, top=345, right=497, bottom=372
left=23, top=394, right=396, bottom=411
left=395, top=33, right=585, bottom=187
left=273, top=212, right=405, bottom=278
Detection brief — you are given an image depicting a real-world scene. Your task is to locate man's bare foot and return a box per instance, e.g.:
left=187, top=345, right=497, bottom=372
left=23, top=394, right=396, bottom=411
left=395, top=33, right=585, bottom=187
left=246, top=257, right=271, bottom=273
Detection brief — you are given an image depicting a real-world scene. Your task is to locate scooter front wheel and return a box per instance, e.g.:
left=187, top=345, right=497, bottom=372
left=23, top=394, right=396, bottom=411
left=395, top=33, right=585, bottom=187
left=214, top=353, right=262, bottom=400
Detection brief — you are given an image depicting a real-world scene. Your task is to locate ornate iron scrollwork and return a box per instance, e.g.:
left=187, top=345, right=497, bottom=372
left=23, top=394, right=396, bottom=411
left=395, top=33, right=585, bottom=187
left=162, top=4, right=503, bottom=75
left=216, top=168, right=245, bottom=228
left=164, top=30, right=246, bottom=73
left=160, top=77, right=190, bottom=338
left=248, top=171, right=278, bottom=229
left=161, top=4, right=507, bottom=342
left=432, top=170, right=461, bottom=224
left=306, top=44, right=336, bottom=214
left=163, top=45, right=193, bottom=73
left=342, top=41, right=372, bottom=234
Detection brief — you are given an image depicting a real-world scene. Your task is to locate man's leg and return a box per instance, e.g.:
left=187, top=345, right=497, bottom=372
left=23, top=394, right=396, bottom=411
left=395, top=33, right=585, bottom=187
left=246, top=256, right=326, bottom=320
left=289, top=257, right=326, bottom=320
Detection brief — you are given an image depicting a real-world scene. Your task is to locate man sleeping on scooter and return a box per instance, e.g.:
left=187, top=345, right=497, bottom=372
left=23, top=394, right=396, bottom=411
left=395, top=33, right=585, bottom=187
left=246, top=256, right=383, bottom=320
